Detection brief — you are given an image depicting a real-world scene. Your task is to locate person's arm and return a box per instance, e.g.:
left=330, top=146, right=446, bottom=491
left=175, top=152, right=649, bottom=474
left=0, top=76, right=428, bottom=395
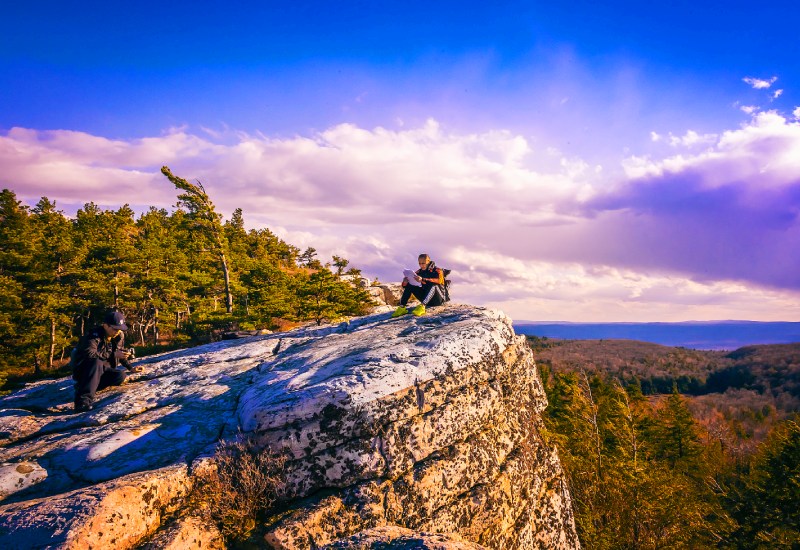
left=420, top=268, right=444, bottom=285
left=114, top=335, right=133, bottom=369
left=82, top=334, right=106, bottom=361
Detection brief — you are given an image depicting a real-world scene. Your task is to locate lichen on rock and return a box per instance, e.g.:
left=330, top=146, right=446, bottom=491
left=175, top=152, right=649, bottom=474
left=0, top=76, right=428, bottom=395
left=0, top=304, right=578, bottom=549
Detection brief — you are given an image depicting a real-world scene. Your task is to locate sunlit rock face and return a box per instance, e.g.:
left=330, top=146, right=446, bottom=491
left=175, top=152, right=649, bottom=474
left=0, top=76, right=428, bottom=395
left=0, top=304, right=578, bottom=549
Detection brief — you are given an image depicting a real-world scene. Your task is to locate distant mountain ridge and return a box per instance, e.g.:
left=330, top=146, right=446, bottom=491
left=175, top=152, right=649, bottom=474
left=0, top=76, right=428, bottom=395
left=513, top=321, right=800, bottom=350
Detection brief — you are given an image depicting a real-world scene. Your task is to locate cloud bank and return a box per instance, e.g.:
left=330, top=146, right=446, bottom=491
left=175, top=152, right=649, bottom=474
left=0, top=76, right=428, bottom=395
left=1, top=112, right=799, bottom=321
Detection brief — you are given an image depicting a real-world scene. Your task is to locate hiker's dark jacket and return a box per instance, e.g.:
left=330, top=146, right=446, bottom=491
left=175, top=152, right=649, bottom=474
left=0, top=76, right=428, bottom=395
left=402, top=262, right=445, bottom=288
left=73, top=326, right=131, bottom=372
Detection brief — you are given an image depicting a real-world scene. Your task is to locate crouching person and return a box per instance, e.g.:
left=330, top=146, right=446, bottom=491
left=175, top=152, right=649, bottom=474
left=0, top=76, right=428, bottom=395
left=72, top=310, right=135, bottom=413
left=392, top=253, right=447, bottom=317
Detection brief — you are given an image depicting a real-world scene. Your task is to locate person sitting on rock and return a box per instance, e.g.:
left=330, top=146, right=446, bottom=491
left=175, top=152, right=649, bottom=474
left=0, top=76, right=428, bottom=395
left=72, top=310, right=139, bottom=413
left=392, top=253, right=447, bottom=317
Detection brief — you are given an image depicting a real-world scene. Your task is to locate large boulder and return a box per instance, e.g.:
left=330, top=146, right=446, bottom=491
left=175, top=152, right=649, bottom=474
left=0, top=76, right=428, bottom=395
left=0, top=304, right=578, bottom=549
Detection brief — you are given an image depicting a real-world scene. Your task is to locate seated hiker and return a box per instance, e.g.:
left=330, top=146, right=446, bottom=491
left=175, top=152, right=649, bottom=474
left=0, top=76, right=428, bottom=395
left=72, top=310, right=138, bottom=413
left=392, top=253, right=447, bottom=317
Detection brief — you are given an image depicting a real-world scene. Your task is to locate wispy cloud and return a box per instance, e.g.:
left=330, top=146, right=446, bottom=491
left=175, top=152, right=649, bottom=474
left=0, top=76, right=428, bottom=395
left=649, top=130, right=717, bottom=147
left=1, top=113, right=799, bottom=320
left=743, top=76, right=778, bottom=89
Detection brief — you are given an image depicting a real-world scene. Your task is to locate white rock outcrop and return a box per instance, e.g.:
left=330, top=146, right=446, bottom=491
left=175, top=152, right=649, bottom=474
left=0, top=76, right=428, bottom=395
left=0, top=304, right=578, bottom=549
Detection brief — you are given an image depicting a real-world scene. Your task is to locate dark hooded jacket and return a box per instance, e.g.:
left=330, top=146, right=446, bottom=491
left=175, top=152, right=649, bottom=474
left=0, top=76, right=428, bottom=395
left=73, top=325, right=131, bottom=374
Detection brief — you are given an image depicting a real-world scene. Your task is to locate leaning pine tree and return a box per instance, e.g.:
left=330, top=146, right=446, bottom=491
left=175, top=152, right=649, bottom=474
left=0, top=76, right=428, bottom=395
left=160, top=167, right=234, bottom=314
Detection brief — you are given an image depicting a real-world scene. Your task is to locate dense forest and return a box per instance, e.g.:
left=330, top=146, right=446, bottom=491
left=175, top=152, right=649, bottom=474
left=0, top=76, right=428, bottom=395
left=0, top=168, right=373, bottom=390
left=531, top=337, right=800, bottom=548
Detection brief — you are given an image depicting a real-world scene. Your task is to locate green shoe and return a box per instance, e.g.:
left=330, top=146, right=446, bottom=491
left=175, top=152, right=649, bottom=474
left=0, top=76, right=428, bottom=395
left=412, top=304, right=426, bottom=316
left=391, top=306, right=408, bottom=318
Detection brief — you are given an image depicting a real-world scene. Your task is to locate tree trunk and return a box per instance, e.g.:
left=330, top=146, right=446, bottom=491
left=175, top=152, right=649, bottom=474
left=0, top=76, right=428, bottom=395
left=48, top=318, right=56, bottom=369
left=153, top=306, right=159, bottom=345
left=221, top=252, right=233, bottom=314
left=33, top=354, right=42, bottom=375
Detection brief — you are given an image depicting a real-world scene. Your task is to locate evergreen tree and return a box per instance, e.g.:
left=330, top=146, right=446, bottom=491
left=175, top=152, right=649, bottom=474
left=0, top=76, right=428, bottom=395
left=732, top=418, right=800, bottom=547
left=297, top=267, right=372, bottom=325
left=540, top=368, right=733, bottom=548
left=240, top=263, right=295, bottom=324
left=298, top=247, right=319, bottom=268
left=161, top=166, right=234, bottom=314
left=129, top=207, right=189, bottom=345
left=30, top=198, right=78, bottom=369
left=332, top=255, right=349, bottom=277
left=72, top=202, right=137, bottom=319
left=0, top=186, right=374, bottom=387
left=0, top=190, right=35, bottom=373
left=655, top=385, right=704, bottom=469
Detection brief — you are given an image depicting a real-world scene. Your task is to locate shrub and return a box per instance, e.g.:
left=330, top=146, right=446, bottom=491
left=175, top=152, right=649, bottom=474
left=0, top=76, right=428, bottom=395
left=189, top=435, right=287, bottom=543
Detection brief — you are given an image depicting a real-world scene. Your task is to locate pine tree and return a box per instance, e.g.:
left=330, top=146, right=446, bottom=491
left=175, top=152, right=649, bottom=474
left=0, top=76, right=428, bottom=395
left=656, top=385, right=704, bottom=469
left=161, top=167, right=234, bottom=314
left=298, top=247, right=319, bottom=268
left=129, top=207, right=190, bottom=345
left=0, top=190, right=35, bottom=374
left=29, top=198, right=78, bottom=369
left=732, top=418, right=800, bottom=547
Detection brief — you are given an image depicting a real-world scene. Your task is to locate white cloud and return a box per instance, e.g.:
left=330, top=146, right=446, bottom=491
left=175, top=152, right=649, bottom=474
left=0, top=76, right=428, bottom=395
left=666, top=130, right=718, bottom=148
left=743, top=76, right=778, bottom=89
left=772, top=89, right=784, bottom=100
left=623, top=111, right=800, bottom=185
left=740, top=105, right=758, bottom=114
left=1, top=116, right=799, bottom=321
left=449, top=248, right=800, bottom=322
left=793, top=107, right=800, bottom=120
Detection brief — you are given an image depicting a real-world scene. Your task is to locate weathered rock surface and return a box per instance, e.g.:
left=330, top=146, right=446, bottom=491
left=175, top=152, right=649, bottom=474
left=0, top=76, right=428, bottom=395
left=0, top=304, right=578, bottom=549
left=324, top=526, right=487, bottom=549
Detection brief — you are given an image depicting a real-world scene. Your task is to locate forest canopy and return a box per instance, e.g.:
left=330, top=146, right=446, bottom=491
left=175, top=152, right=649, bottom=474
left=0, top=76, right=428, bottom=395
left=0, top=174, right=373, bottom=389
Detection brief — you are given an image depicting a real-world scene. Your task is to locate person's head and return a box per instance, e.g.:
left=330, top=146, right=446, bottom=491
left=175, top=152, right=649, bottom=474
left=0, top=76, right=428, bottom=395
left=101, top=310, right=128, bottom=337
left=418, top=253, right=431, bottom=269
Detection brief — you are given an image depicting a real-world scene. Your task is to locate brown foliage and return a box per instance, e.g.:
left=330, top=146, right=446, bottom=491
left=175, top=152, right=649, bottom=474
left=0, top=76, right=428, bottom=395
left=189, top=435, right=287, bottom=543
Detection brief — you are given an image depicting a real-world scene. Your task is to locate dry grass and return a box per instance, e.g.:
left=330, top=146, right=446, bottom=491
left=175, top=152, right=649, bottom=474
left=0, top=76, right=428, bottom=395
left=190, top=435, right=287, bottom=543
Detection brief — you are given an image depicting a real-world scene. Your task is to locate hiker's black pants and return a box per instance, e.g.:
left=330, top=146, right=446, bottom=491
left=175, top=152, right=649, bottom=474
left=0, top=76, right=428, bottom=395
left=73, top=359, right=126, bottom=408
left=400, top=283, right=445, bottom=307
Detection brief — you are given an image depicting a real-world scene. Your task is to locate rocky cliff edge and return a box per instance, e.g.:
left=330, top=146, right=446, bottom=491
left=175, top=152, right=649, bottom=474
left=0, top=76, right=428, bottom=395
left=0, top=304, right=579, bottom=549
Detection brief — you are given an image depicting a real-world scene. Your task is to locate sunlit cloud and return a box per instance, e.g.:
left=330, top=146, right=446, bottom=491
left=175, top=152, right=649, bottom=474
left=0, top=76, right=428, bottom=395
left=666, top=130, right=718, bottom=148
left=450, top=248, right=800, bottom=322
left=1, top=112, right=798, bottom=321
left=743, top=76, right=778, bottom=89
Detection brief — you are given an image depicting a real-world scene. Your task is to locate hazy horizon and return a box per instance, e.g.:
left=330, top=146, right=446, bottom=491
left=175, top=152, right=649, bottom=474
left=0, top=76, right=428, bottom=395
left=513, top=319, right=800, bottom=350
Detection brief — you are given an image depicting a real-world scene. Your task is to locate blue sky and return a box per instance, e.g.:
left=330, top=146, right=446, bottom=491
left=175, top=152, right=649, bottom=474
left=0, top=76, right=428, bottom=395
left=5, top=0, right=796, bottom=140
left=2, top=1, right=799, bottom=321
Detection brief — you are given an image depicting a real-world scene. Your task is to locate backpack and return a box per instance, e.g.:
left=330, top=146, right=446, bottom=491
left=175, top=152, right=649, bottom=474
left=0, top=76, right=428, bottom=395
left=442, top=268, right=452, bottom=302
